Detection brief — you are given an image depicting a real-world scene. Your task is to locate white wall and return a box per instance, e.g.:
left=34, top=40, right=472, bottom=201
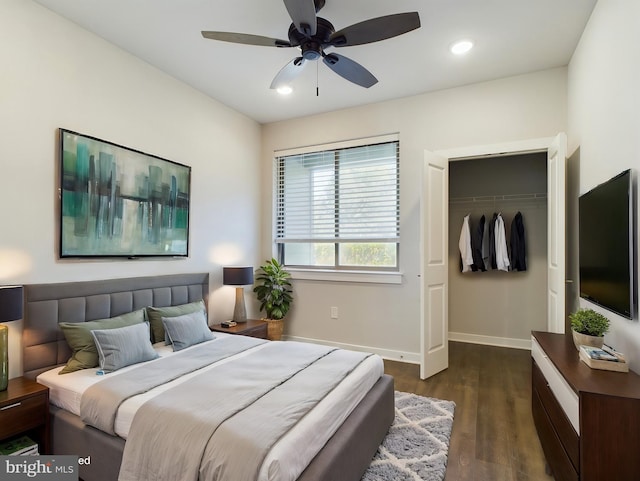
left=262, top=68, right=568, bottom=362
left=568, top=0, right=640, bottom=369
left=0, top=0, right=262, bottom=377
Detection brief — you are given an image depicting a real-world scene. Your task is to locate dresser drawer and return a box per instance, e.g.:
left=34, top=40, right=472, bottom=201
left=531, top=337, right=579, bottom=433
left=532, top=360, right=579, bottom=471
left=532, top=387, right=579, bottom=481
left=0, top=393, right=48, bottom=440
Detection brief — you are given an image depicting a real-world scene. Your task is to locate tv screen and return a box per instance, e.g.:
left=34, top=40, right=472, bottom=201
left=579, top=169, right=636, bottom=319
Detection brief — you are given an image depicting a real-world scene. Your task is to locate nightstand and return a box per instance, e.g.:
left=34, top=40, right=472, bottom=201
left=0, top=377, right=50, bottom=454
left=210, top=319, right=268, bottom=339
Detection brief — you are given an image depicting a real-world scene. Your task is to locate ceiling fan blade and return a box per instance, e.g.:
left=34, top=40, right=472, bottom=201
left=270, top=57, right=307, bottom=89
left=201, top=31, right=292, bottom=48
left=283, top=0, right=317, bottom=36
left=323, top=53, right=378, bottom=88
left=329, top=12, right=420, bottom=47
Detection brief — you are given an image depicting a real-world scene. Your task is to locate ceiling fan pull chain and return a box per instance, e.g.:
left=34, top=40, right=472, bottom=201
left=316, top=61, right=319, bottom=97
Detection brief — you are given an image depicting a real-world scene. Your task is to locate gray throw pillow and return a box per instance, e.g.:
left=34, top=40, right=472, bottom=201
left=162, top=310, right=215, bottom=352
left=91, top=322, right=159, bottom=373
left=146, top=300, right=207, bottom=344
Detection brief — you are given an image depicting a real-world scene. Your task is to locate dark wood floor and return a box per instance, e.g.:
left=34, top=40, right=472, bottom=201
left=384, top=341, right=554, bottom=481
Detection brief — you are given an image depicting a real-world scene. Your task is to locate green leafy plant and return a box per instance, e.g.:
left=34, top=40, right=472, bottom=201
left=253, top=258, right=293, bottom=320
left=569, top=308, right=610, bottom=337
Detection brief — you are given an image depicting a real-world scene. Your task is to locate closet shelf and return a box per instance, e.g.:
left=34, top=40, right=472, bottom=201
left=449, top=193, right=547, bottom=204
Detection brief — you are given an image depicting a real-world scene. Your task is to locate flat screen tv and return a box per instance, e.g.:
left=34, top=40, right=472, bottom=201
left=579, top=169, right=636, bottom=319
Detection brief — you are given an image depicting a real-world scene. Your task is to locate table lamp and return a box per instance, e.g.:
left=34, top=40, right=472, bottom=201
left=223, top=267, right=254, bottom=322
left=0, top=285, right=23, bottom=391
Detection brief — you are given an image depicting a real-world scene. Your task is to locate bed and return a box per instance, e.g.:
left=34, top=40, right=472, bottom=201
left=22, top=273, right=394, bottom=481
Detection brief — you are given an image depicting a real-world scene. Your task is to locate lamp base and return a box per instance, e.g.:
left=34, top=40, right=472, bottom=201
left=0, top=324, right=8, bottom=391
left=233, top=287, right=247, bottom=322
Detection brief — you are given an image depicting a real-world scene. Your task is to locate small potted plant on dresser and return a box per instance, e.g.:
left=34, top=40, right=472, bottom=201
left=253, top=258, right=293, bottom=341
left=569, top=308, right=610, bottom=351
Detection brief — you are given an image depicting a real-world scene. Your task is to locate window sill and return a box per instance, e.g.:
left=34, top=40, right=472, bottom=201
left=287, top=268, right=403, bottom=284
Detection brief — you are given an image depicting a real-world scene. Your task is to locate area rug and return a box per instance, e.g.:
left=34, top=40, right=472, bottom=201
left=361, top=391, right=456, bottom=481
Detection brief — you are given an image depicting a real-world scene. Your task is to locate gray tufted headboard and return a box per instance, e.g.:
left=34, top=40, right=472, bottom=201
left=22, top=273, right=209, bottom=379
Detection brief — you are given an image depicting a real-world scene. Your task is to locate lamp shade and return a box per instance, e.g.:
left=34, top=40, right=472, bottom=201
left=223, top=267, right=254, bottom=286
left=0, top=286, right=23, bottom=322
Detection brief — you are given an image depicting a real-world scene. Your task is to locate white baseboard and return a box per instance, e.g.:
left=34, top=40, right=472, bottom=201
left=448, top=331, right=532, bottom=350
left=283, top=335, right=421, bottom=364
left=284, top=333, right=530, bottom=366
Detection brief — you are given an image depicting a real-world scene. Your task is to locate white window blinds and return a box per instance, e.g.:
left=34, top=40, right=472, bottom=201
left=275, top=140, right=399, bottom=245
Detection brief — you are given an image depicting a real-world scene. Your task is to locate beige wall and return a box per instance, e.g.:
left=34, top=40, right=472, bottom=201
left=0, top=0, right=262, bottom=377
left=568, top=0, right=640, bottom=369
left=262, top=68, right=568, bottom=361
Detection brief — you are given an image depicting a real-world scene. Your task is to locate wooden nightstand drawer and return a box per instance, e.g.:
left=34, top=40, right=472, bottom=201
left=240, top=324, right=268, bottom=338
left=211, top=319, right=268, bottom=339
left=0, top=377, right=50, bottom=454
left=0, top=392, right=48, bottom=440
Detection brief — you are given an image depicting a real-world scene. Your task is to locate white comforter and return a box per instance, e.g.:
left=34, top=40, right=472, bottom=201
left=37, top=333, right=383, bottom=481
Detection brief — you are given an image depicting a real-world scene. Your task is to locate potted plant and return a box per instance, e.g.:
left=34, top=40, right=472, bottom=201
left=569, top=308, right=610, bottom=351
left=253, top=258, right=293, bottom=340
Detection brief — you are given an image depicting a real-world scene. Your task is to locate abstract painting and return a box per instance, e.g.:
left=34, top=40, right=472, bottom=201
left=59, top=129, right=190, bottom=258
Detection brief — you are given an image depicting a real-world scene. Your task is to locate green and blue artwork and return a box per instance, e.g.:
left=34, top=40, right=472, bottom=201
left=60, top=129, right=190, bottom=257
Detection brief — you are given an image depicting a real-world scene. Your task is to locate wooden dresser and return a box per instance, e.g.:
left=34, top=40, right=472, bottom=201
left=531, top=331, right=640, bottom=481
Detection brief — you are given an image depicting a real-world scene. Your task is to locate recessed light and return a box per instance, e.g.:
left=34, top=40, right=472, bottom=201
left=450, top=40, right=474, bottom=56
left=277, top=86, right=293, bottom=95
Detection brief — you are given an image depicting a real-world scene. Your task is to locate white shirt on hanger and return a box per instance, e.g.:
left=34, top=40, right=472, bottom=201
left=495, top=214, right=510, bottom=272
left=459, top=214, right=474, bottom=272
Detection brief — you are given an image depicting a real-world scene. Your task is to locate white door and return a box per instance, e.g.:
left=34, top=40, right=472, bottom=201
left=420, top=150, right=449, bottom=379
left=547, top=133, right=567, bottom=333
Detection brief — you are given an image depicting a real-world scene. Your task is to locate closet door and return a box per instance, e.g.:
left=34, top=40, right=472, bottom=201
left=420, top=150, right=449, bottom=379
left=547, top=133, right=567, bottom=333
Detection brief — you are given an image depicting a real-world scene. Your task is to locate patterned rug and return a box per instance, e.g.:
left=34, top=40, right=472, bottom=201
left=362, top=391, right=456, bottom=481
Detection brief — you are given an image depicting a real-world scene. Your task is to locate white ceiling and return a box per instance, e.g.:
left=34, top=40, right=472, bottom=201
left=33, top=0, right=597, bottom=124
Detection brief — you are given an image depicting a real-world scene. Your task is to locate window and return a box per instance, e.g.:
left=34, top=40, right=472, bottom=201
left=275, top=136, right=399, bottom=270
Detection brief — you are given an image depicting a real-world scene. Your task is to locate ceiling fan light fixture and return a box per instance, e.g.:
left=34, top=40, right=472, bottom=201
left=450, top=40, right=474, bottom=55
left=277, top=85, right=294, bottom=95
left=202, top=1, right=421, bottom=89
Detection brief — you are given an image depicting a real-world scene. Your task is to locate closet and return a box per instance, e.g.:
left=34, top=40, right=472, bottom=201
left=448, top=152, right=549, bottom=346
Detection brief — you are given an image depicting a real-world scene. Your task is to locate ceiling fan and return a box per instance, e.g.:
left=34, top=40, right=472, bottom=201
left=201, top=0, right=421, bottom=90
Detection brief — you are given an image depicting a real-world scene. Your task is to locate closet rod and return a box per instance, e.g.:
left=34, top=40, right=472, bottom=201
left=449, top=192, right=547, bottom=204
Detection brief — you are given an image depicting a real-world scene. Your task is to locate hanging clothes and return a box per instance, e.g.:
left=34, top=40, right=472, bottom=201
left=471, top=214, right=486, bottom=272
left=481, top=216, right=490, bottom=270
left=495, top=214, right=510, bottom=272
left=458, top=214, right=474, bottom=272
left=488, top=213, right=498, bottom=269
left=510, top=211, right=527, bottom=271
